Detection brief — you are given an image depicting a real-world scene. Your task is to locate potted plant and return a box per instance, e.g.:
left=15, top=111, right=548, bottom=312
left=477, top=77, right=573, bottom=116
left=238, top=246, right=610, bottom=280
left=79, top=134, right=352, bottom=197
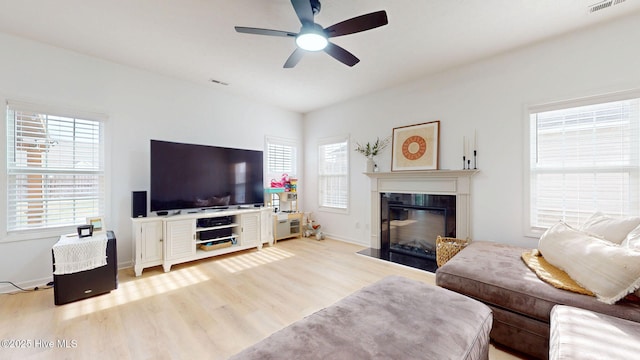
left=355, top=136, right=390, bottom=172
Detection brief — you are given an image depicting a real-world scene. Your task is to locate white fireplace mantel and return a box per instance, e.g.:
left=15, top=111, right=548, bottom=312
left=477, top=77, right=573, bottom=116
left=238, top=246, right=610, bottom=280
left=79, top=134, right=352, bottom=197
left=366, top=170, right=479, bottom=249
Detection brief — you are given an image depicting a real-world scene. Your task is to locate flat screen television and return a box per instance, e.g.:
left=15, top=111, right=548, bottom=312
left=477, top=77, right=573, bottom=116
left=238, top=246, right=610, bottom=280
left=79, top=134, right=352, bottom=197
left=150, top=140, right=264, bottom=213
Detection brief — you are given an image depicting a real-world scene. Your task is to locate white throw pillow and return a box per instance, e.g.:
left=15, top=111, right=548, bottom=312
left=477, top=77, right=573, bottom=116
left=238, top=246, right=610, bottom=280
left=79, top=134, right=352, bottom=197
left=538, top=222, right=640, bottom=304
left=579, top=212, right=640, bottom=244
left=621, top=226, right=640, bottom=298
left=622, top=224, right=640, bottom=250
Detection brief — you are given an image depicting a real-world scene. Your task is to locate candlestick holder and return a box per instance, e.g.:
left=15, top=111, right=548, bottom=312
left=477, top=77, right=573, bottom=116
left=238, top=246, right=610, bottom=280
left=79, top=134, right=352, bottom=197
left=463, top=156, right=467, bottom=170
left=474, top=150, right=477, bottom=170
left=467, top=159, right=471, bottom=170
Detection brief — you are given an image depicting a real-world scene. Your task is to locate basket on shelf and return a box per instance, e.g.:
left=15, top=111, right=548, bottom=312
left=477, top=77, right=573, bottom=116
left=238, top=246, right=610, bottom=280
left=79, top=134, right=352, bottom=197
left=199, top=241, right=232, bottom=251
left=436, top=236, right=470, bottom=267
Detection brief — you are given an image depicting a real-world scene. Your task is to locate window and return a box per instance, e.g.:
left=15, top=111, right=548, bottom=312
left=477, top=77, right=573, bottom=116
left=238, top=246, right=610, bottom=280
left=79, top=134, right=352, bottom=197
left=6, top=101, right=106, bottom=232
left=265, top=136, right=297, bottom=210
left=527, top=92, right=640, bottom=234
left=318, top=136, right=349, bottom=211
left=266, top=136, right=297, bottom=179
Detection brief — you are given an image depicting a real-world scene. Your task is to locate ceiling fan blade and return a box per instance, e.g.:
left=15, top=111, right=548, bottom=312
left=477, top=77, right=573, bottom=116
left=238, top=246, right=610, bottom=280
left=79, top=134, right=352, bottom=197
left=324, top=42, right=360, bottom=67
left=284, top=48, right=305, bottom=68
left=290, top=0, right=314, bottom=26
left=235, top=26, right=296, bottom=38
left=324, top=10, right=388, bottom=38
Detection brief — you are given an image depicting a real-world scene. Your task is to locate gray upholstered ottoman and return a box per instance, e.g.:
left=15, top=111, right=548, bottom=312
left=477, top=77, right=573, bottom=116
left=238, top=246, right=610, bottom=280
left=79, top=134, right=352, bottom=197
left=230, top=275, right=493, bottom=360
left=550, top=305, right=640, bottom=359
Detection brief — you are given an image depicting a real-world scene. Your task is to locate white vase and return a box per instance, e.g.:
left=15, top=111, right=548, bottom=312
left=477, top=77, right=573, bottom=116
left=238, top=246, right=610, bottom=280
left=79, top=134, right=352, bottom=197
left=365, top=157, right=375, bottom=173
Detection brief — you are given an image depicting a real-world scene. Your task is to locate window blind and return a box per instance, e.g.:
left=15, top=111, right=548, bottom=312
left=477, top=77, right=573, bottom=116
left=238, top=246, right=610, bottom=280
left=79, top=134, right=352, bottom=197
left=529, top=96, right=640, bottom=230
left=266, top=140, right=296, bottom=177
left=318, top=138, right=349, bottom=210
left=6, top=102, right=105, bottom=231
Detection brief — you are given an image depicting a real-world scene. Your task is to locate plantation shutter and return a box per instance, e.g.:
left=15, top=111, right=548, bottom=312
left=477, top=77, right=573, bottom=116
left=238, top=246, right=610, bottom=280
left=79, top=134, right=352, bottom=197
left=265, top=137, right=297, bottom=210
left=529, top=96, right=640, bottom=230
left=318, top=137, right=349, bottom=210
left=266, top=139, right=296, bottom=178
left=6, top=101, right=106, bottom=231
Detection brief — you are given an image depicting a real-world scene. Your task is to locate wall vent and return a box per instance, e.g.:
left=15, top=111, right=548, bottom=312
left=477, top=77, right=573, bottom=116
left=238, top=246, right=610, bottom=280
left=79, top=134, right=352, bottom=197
left=589, top=0, right=627, bottom=13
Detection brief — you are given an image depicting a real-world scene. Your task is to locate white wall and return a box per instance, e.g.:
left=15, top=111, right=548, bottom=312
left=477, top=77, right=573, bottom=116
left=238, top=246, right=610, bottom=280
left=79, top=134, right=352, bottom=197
left=0, top=33, right=303, bottom=291
left=303, top=12, right=640, bottom=248
left=3, top=12, right=640, bottom=291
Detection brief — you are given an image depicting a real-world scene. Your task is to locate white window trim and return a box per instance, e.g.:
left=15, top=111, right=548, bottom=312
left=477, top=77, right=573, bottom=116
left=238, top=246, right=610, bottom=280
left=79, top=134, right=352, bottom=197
left=317, top=135, right=350, bottom=214
left=523, top=89, right=640, bottom=238
left=2, top=98, right=110, bottom=243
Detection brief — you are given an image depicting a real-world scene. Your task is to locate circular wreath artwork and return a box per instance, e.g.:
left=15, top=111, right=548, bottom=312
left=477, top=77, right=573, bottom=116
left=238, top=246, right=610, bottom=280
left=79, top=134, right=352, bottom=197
left=401, top=135, right=427, bottom=160
left=392, top=121, right=439, bottom=171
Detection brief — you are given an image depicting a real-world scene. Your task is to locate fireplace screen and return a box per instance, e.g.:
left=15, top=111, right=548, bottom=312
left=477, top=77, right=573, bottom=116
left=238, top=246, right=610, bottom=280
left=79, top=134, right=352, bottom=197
left=388, top=206, right=445, bottom=258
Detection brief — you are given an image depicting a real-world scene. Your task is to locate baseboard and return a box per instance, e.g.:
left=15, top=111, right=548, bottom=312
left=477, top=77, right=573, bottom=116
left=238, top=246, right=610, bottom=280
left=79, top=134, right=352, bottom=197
left=322, top=233, right=368, bottom=247
left=118, top=260, right=133, bottom=270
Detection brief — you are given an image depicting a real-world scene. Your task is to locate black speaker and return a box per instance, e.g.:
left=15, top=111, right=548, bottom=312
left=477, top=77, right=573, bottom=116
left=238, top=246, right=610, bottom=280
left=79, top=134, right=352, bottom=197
left=132, top=191, right=147, bottom=218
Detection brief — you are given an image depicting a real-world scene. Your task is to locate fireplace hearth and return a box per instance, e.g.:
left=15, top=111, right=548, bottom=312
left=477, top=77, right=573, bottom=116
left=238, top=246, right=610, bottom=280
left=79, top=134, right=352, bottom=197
left=357, top=246, right=439, bottom=272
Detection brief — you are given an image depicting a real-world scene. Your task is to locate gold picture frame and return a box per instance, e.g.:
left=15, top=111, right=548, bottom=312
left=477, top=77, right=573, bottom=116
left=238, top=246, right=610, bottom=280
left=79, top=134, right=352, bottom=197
left=391, top=121, right=440, bottom=171
left=87, top=216, right=105, bottom=233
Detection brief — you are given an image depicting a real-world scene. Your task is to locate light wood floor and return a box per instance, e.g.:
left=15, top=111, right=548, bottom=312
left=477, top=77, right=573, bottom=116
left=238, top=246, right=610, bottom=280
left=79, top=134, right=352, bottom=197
left=0, top=238, right=523, bottom=360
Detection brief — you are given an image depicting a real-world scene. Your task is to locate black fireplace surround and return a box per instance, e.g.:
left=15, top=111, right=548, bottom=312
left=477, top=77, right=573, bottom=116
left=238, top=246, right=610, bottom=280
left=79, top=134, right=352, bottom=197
left=358, top=193, right=456, bottom=272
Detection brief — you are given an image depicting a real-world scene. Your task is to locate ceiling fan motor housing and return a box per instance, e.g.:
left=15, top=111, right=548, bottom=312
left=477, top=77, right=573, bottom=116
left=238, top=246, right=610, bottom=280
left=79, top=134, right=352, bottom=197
left=311, top=0, right=321, bottom=15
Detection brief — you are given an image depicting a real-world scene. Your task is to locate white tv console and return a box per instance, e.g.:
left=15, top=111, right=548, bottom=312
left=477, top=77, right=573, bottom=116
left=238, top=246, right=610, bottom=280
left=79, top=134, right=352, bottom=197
left=131, top=207, right=273, bottom=276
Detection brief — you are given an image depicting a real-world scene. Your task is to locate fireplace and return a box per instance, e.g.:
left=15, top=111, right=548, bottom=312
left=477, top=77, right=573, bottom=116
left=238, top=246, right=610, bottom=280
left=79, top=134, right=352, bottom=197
left=358, top=170, right=477, bottom=272
left=381, top=193, right=456, bottom=261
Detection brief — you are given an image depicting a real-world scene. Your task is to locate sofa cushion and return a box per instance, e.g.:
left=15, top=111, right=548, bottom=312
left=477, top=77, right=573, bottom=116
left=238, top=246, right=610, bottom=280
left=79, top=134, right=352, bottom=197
left=550, top=305, right=640, bottom=360
left=622, top=224, right=640, bottom=249
left=622, top=226, right=640, bottom=297
left=538, top=222, right=640, bottom=304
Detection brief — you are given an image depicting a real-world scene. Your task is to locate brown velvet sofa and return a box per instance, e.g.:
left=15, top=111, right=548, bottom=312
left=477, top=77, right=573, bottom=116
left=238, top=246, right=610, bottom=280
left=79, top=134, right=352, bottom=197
left=435, top=241, right=640, bottom=359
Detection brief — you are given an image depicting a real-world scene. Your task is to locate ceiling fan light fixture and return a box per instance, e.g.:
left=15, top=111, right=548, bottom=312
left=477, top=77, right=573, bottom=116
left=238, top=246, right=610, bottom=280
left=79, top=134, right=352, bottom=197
left=296, top=31, right=328, bottom=51
left=234, top=2, right=388, bottom=68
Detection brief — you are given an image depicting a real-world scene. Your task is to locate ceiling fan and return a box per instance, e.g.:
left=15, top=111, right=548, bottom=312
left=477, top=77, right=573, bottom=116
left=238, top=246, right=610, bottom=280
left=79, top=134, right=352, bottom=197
left=234, top=0, right=388, bottom=68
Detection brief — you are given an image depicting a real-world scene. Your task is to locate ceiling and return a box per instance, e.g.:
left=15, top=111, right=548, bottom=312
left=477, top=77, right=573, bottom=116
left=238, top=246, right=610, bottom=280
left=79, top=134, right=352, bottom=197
left=0, top=0, right=639, bottom=113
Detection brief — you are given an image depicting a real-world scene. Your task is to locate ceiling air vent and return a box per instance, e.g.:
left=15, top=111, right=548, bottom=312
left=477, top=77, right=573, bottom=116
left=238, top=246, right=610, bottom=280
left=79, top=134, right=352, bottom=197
left=589, top=0, right=626, bottom=13
left=209, top=79, right=229, bottom=86
left=590, top=1, right=613, bottom=12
